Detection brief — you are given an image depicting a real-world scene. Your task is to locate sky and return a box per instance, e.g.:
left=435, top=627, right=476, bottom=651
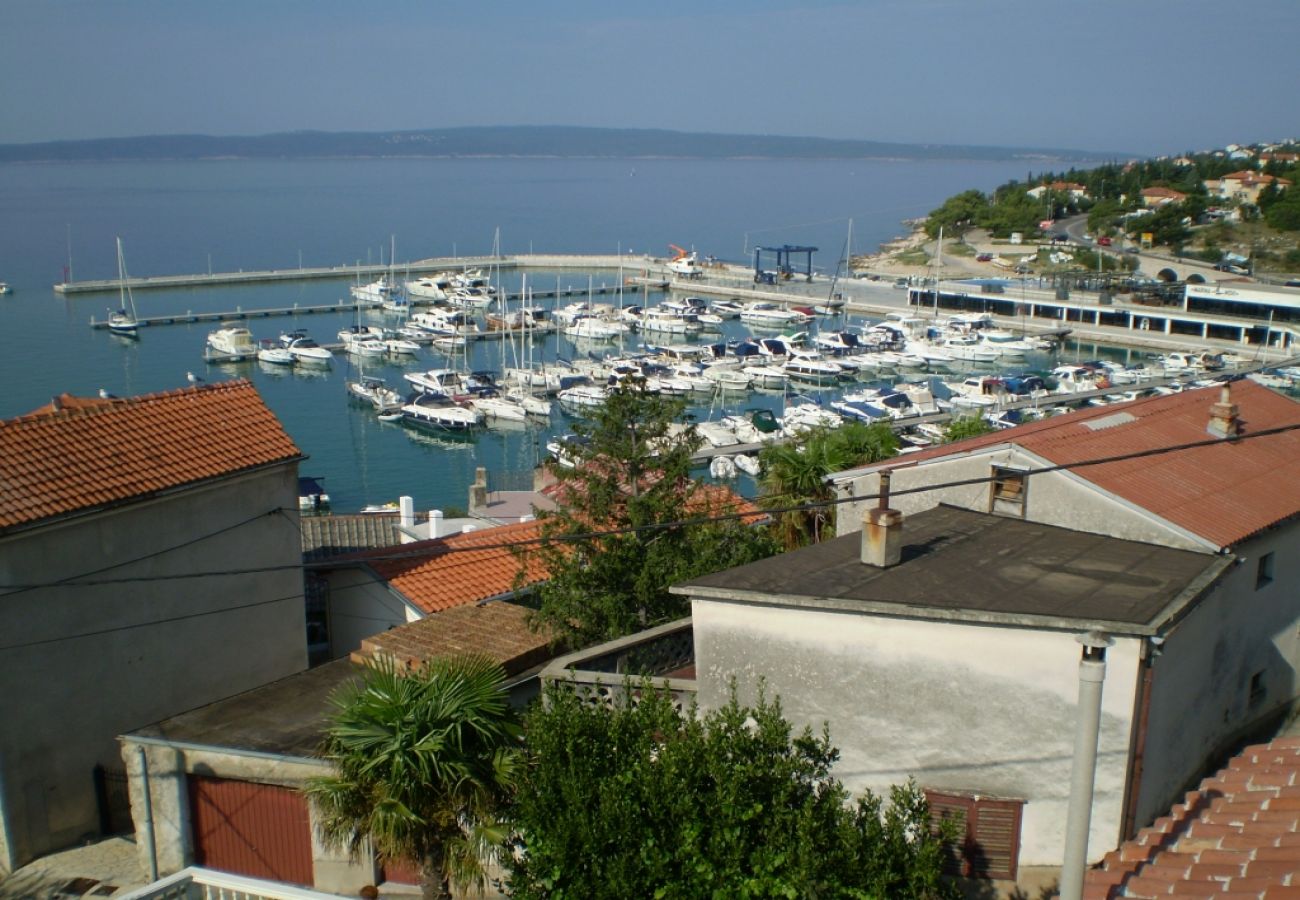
left=2, top=0, right=1297, bottom=157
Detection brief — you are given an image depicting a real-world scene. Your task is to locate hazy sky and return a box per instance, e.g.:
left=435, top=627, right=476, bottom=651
left=3, top=0, right=1296, bottom=157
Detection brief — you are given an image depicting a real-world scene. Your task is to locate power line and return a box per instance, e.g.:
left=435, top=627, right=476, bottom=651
left=2, top=421, right=1295, bottom=591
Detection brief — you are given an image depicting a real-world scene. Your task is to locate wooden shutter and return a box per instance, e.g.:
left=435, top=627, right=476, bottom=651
left=925, top=789, right=1023, bottom=881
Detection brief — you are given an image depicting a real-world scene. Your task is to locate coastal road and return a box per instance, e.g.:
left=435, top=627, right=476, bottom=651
left=1058, top=214, right=1245, bottom=285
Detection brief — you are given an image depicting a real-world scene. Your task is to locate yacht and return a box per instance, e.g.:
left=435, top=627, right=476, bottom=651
left=740, top=302, right=812, bottom=329
left=405, top=273, right=453, bottom=302
left=350, top=277, right=398, bottom=305
left=256, top=339, right=294, bottom=366
left=398, top=391, right=483, bottom=433
left=346, top=375, right=403, bottom=413
left=279, top=330, right=333, bottom=365
left=207, top=325, right=256, bottom=359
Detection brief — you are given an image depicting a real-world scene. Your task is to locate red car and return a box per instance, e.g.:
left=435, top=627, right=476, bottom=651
left=1096, top=236, right=1112, bottom=246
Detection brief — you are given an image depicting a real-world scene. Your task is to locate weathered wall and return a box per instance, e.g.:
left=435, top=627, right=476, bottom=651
left=0, top=465, right=306, bottom=872
left=324, top=570, right=412, bottom=660
left=692, top=597, right=1142, bottom=866
left=833, top=450, right=1210, bottom=552
left=120, top=738, right=375, bottom=895
left=1137, top=530, right=1300, bottom=825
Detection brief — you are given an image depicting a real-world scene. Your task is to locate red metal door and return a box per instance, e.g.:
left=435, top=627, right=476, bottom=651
left=188, top=775, right=314, bottom=886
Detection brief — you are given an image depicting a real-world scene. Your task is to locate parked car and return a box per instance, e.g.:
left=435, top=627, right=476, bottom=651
left=893, top=277, right=908, bottom=289
left=1052, top=233, right=1070, bottom=244
left=1097, top=236, right=1112, bottom=246
left=976, top=253, right=994, bottom=262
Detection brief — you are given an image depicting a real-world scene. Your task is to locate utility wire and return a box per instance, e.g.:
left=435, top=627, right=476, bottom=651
left=2, top=421, right=1295, bottom=591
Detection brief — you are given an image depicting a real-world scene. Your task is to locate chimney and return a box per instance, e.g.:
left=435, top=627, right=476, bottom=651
left=469, top=466, right=489, bottom=512
left=861, top=471, right=904, bottom=568
left=399, top=495, right=415, bottom=528
left=429, top=509, right=444, bottom=539
left=1207, top=383, right=1239, bottom=438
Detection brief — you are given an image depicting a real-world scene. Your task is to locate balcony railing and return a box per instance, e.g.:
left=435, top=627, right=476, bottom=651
left=115, top=868, right=345, bottom=900
left=540, top=617, right=696, bottom=711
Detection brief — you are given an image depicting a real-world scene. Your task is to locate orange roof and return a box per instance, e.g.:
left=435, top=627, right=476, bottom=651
left=0, top=380, right=302, bottom=533
left=852, top=381, right=1300, bottom=550
left=1141, top=187, right=1187, bottom=199
left=357, top=519, right=549, bottom=614
left=351, top=600, right=558, bottom=674
left=1084, top=737, right=1300, bottom=899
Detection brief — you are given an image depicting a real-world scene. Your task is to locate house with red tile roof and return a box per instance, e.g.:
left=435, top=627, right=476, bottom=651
left=1141, top=187, right=1188, bottom=207
left=318, top=518, right=549, bottom=659
left=759, top=380, right=1300, bottom=877
left=1207, top=170, right=1293, bottom=205
left=0, top=381, right=308, bottom=874
left=1083, top=737, right=1300, bottom=899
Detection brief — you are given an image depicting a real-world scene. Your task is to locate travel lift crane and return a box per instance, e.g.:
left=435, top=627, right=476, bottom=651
left=753, top=245, right=818, bottom=284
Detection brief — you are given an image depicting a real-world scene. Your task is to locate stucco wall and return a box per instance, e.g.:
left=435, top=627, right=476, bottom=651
left=119, top=738, right=375, bottom=895
left=0, top=465, right=306, bottom=872
left=692, top=598, right=1142, bottom=867
left=1136, top=530, right=1300, bottom=825
left=833, top=451, right=1210, bottom=552
left=324, top=570, right=413, bottom=660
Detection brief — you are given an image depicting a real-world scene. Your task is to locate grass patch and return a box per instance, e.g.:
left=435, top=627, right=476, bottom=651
left=896, top=249, right=930, bottom=265
left=944, top=242, right=975, bottom=256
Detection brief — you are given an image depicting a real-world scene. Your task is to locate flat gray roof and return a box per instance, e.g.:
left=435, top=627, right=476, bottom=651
left=129, top=659, right=361, bottom=758
left=675, top=505, right=1229, bottom=635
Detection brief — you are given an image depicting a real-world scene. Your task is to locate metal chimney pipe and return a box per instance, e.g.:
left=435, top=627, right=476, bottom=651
left=1060, top=632, right=1113, bottom=900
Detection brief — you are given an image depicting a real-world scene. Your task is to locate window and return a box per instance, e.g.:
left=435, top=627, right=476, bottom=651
left=990, top=467, right=1028, bottom=518
left=1250, top=671, right=1266, bottom=707
left=924, top=790, right=1024, bottom=881
left=1256, top=552, right=1275, bottom=589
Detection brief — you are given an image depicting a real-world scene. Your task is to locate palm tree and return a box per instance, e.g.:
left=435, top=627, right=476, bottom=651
left=759, top=421, right=898, bottom=550
left=305, top=655, right=522, bottom=900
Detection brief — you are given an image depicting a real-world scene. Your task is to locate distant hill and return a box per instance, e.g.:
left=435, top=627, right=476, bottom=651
left=0, top=126, right=1119, bottom=164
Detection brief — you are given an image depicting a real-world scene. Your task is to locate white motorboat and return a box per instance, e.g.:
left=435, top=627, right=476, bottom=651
left=280, top=331, right=334, bottom=365
left=207, top=325, right=256, bottom=358
left=486, top=306, right=553, bottom=333
left=742, top=365, right=789, bottom=389
left=781, top=403, right=843, bottom=436
left=256, top=339, right=294, bottom=366
left=979, top=330, right=1035, bottom=356
left=557, top=383, right=610, bottom=411
left=734, top=454, right=761, bottom=477
left=696, top=419, right=741, bottom=449
left=384, top=338, right=421, bottom=356
left=446, top=287, right=496, bottom=310
left=667, top=250, right=704, bottom=278
left=709, top=299, right=744, bottom=319
left=703, top=367, right=754, bottom=392
left=399, top=391, right=483, bottom=433
left=469, top=391, right=529, bottom=424
left=405, top=273, right=453, bottom=302
left=740, top=302, right=811, bottom=329
left=503, top=387, right=552, bottom=418
left=709, top=455, right=738, bottom=480
left=403, top=368, right=489, bottom=396
left=563, top=314, right=625, bottom=341
left=410, top=309, right=481, bottom=338
left=941, top=333, right=1000, bottom=363
left=350, top=277, right=398, bottom=305
left=347, top=375, right=403, bottom=413
left=782, top=352, right=843, bottom=385
left=639, top=306, right=702, bottom=334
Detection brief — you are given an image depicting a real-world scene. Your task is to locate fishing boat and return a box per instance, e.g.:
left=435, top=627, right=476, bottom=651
left=107, top=238, right=141, bottom=337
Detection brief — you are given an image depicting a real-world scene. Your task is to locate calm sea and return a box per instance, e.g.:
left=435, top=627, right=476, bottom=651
left=0, top=156, right=1049, bottom=512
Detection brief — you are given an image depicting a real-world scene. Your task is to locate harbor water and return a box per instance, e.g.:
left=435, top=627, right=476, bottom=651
left=2, top=156, right=1089, bottom=512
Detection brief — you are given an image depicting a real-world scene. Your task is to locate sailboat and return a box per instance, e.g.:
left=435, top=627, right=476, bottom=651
left=107, top=237, right=141, bottom=337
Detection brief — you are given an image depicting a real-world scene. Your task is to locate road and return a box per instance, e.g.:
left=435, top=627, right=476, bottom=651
left=1056, top=214, right=1242, bottom=284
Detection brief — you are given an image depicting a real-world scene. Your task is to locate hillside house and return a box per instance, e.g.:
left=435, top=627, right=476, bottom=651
left=1140, top=187, right=1187, bottom=207
left=1206, top=170, right=1293, bottom=205
left=0, top=382, right=307, bottom=873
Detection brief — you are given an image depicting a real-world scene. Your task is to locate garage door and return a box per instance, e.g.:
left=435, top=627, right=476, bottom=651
left=189, top=775, right=314, bottom=886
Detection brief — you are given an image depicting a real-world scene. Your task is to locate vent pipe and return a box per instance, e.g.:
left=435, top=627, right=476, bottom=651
left=399, top=495, right=415, bottom=529
left=861, top=471, right=903, bottom=568
left=1207, top=383, right=1239, bottom=438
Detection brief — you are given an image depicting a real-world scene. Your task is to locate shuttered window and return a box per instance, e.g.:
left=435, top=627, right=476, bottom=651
left=925, top=789, right=1024, bottom=881
left=989, top=467, right=1028, bottom=518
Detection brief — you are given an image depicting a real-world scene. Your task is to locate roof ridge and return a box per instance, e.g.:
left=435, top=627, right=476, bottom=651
left=8, top=379, right=253, bottom=424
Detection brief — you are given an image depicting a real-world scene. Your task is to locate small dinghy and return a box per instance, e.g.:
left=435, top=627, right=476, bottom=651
left=709, top=455, right=738, bottom=480
left=734, top=454, right=761, bottom=477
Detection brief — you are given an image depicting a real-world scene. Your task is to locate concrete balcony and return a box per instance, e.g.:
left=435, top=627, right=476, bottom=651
left=116, top=867, right=347, bottom=900
left=540, top=617, right=696, bottom=710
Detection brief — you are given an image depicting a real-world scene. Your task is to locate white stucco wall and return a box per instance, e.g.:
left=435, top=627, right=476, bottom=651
left=692, top=598, right=1143, bottom=867
left=0, top=465, right=306, bottom=872
left=1136, top=530, right=1300, bottom=825
left=834, top=452, right=1212, bottom=552
left=323, top=570, right=415, bottom=660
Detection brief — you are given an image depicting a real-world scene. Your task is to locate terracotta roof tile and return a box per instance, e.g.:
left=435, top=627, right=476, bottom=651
left=1086, top=738, right=1300, bottom=899
left=351, top=600, right=557, bottom=675
left=848, top=381, right=1300, bottom=550
left=0, top=381, right=302, bottom=534
left=354, top=519, right=549, bottom=614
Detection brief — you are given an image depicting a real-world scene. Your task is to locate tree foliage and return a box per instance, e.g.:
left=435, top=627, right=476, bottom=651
left=304, top=656, right=522, bottom=900
left=507, top=680, right=957, bottom=900
left=759, top=421, right=898, bottom=549
left=529, top=385, right=776, bottom=646
left=943, top=415, right=995, bottom=443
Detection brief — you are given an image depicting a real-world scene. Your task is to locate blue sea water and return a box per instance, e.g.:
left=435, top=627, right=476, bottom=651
left=0, top=156, right=1044, bottom=512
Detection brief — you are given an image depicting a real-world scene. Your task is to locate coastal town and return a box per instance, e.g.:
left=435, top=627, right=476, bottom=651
left=5, top=133, right=1300, bottom=900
